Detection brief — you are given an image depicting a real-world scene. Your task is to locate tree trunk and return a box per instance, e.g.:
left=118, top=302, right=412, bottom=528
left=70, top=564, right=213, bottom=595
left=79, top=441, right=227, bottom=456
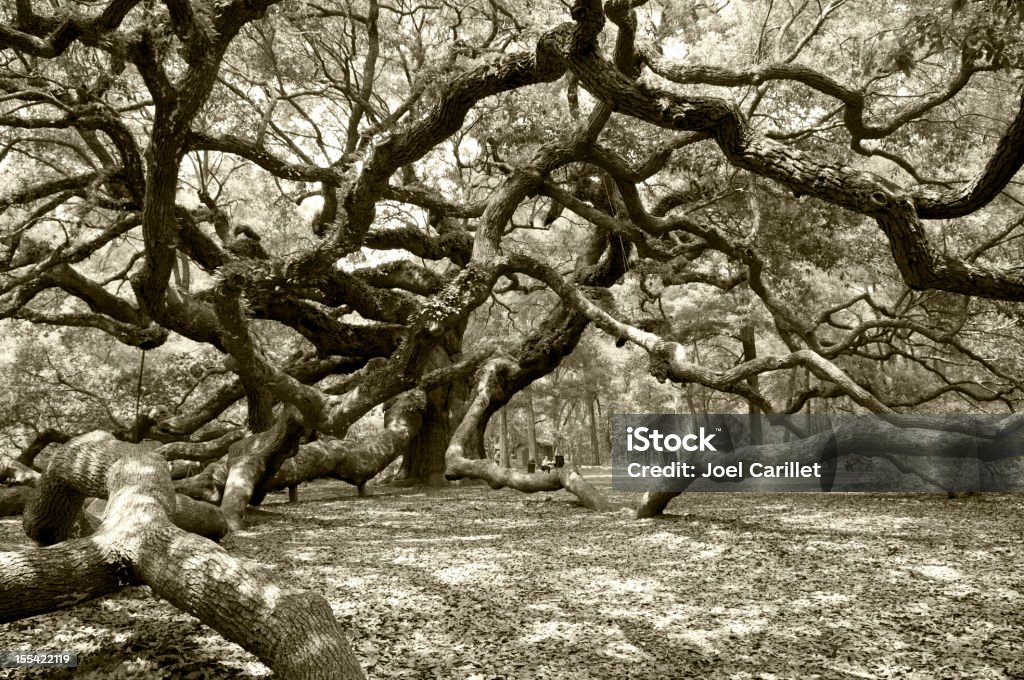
left=398, top=343, right=463, bottom=485
left=501, top=406, right=511, bottom=468
left=551, top=382, right=563, bottom=462
left=740, top=324, right=762, bottom=445
left=406, top=380, right=451, bottom=485
left=783, top=369, right=798, bottom=443
left=587, top=395, right=600, bottom=465
left=2, top=431, right=364, bottom=679
left=265, top=390, right=426, bottom=492
left=525, top=388, right=538, bottom=468
left=244, top=379, right=276, bottom=433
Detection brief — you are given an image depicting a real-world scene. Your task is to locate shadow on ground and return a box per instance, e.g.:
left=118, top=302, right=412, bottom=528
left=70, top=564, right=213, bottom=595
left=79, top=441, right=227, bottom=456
left=2, top=473, right=1023, bottom=679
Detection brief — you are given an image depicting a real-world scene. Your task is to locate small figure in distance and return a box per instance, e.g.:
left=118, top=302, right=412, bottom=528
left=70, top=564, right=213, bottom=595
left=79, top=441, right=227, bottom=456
left=540, top=455, right=554, bottom=473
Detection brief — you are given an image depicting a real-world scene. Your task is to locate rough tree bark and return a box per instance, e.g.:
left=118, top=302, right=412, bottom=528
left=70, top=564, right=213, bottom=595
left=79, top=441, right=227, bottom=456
left=396, top=338, right=466, bottom=486
left=740, top=324, right=763, bottom=445
left=22, top=432, right=227, bottom=542
left=524, top=387, right=539, bottom=468
left=587, top=395, right=601, bottom=465
left=501, top=406, right=511, bottom=468
left=0, top=431, right=365, bottom=680
left=265, top=390, right=427, bottom=496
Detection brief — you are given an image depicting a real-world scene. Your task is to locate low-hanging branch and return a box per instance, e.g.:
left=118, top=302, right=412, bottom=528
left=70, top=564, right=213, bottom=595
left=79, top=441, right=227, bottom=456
left=0, top=431, right=364, bottom=679
left=445, top=359, right=613, bottom=511
left=266, top=389, right=428, bottom=495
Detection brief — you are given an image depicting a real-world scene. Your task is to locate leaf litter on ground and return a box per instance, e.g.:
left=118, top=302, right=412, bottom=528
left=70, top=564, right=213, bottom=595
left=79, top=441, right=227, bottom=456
left=1, top=474, right=1022, bottom=679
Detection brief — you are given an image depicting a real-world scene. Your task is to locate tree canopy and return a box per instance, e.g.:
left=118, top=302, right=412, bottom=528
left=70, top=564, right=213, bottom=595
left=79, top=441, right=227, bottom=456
left=2, top=0, right=1023, bottom=448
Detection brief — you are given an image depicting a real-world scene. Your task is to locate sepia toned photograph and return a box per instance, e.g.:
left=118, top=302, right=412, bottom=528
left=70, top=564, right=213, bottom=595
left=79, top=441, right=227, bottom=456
left=1, top=0, right=1022, bottom=677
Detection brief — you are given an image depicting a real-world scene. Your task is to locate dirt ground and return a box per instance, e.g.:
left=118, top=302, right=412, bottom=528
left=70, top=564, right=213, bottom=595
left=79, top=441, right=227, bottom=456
left=2, top=470, right=1023, bottom=679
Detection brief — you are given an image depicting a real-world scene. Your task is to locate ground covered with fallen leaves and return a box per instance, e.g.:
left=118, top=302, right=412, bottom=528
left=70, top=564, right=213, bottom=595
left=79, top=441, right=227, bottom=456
left=2, top=469, right=1023, bottom=679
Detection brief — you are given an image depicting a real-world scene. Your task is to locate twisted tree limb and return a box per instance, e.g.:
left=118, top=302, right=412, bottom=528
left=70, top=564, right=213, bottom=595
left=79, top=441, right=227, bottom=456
left=266, top=389, right=427, bottom=496
left=557, top=0, right=1024, bottom=300
left=1, top=431, right=364, bottom=679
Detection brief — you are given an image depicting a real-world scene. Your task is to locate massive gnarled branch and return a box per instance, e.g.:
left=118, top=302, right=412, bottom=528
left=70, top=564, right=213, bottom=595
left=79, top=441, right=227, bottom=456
left=507, top=252, right=896, bottom=415
left=213, top=267, right=492, bottom=438
left=3, top=430, right=364, bottom=678
left=219, top=408, right=308, bottom=530
left=0, top=0, right=142, bottom=57
left=556, top=3, right=1024, bottom=300
left=266, top=389, right=427, bottom=495
left=641, top=51, right=997, bottom=143
left=914, top=91, right=1024, bottom=219
left=445, top=358, right=613, bottom=511
left=156, top=355, right=362, bottom=437
left=333, top=26, right=572, bottom=250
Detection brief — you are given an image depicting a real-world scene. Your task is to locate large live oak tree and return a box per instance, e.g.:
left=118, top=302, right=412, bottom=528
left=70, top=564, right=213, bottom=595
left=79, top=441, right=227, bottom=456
left=2, top=0, right=1024, bottom=676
